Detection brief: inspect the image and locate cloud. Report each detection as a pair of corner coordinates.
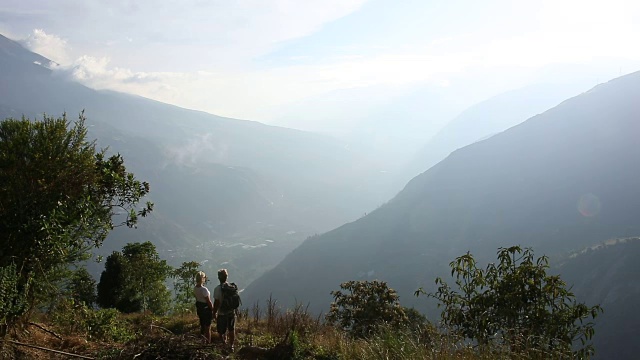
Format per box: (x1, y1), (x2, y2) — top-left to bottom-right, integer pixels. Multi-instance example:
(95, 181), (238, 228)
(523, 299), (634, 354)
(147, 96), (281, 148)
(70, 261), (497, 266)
(21, 29), (71, 65)
(70, 55), (162, 86)
(166, 133), (229, 165)
(66, 52), (465, 123)
(3, 0), (369, 71)
(6, 0), (640, 128)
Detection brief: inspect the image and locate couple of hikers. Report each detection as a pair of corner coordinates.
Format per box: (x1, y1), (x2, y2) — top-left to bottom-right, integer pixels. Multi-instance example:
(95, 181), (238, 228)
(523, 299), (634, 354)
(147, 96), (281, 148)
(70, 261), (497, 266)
(194, 268), (241, 350)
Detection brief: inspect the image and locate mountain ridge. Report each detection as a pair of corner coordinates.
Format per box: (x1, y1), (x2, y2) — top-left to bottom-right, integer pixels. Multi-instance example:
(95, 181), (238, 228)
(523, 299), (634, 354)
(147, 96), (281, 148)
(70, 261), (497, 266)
(244, 70), (640, 360)
(0, 33), (397, 288)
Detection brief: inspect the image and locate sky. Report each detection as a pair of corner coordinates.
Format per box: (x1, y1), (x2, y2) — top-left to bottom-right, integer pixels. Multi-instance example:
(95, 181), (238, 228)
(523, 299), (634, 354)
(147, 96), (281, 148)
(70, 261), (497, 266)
(1, 0), (640, 135)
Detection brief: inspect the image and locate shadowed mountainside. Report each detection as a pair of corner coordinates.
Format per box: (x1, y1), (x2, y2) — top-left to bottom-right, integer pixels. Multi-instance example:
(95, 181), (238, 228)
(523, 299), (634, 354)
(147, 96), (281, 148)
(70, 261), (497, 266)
(244, 71), (640, 359)
(399, 82), (593, 185)
(558, 238), (640, 359)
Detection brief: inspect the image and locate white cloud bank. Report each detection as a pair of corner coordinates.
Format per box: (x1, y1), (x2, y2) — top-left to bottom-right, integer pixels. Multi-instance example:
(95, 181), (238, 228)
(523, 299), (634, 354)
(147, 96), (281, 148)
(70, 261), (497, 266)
(22, 29), (71, 65)
(5, 0), (640, 125)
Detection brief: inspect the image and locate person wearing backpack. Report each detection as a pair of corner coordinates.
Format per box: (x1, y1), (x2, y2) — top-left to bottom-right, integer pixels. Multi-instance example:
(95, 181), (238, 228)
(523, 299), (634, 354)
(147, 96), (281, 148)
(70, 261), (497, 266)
(213, 268), (241, 351)
(194, 271), (214, 344)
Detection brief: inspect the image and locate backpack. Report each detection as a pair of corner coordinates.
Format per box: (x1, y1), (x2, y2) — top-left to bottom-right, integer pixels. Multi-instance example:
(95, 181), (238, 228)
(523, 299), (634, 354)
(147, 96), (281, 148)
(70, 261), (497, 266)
(220, 282), (241, 312)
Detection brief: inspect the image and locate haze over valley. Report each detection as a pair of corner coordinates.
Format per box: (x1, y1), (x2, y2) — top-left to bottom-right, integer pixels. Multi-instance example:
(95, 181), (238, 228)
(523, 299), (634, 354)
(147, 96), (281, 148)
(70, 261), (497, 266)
(2, 1), (640, 358)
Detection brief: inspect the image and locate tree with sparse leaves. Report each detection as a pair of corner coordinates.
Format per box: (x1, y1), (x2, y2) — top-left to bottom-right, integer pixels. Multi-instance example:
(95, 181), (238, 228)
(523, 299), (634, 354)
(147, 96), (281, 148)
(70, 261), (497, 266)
(172, 261), (201, 312)
(417, 246), (602, 358)
(326, 280), (408, 338)
(0, 112), (152, 317)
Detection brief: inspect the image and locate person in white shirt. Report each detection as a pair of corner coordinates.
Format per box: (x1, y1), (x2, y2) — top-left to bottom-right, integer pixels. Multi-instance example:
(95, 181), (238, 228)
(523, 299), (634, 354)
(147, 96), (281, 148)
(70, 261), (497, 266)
(194, 271), (214, 343)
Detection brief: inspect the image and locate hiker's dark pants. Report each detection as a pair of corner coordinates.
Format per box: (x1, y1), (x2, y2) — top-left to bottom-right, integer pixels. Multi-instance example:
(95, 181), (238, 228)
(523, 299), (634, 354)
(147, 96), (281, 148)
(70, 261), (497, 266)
(216, 312), (235, 335)
(196, 302), (213, 328)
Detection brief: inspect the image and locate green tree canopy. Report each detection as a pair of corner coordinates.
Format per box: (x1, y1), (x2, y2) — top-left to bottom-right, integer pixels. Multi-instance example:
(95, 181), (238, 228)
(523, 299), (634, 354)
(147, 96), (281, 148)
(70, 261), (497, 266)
(326, 280), (408, 338)
(418, 246), (602, 358)
(97, 241), (172, 314)
(67, 267), (97, 307)
(0, 113), (152, 319)
(0, 113), (152, 282)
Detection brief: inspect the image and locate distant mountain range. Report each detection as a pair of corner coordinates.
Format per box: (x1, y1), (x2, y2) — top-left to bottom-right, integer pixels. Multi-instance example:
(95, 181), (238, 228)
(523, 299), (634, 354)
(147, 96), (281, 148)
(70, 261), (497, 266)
(4, 31), (639, 358)
(0, 33), (398, 285)
(401, 82), (593, 183)
(244, 71), (640, 359)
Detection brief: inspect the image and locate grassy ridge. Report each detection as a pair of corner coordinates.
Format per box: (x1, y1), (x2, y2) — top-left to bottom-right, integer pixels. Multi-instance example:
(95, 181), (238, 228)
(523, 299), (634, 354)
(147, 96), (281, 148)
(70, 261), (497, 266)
(1, 299), (578, 360)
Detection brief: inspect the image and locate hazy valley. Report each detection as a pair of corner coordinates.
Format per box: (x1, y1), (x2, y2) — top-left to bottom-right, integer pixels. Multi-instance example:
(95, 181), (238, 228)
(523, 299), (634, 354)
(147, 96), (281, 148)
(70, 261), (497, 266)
(2, 25), (640, 359)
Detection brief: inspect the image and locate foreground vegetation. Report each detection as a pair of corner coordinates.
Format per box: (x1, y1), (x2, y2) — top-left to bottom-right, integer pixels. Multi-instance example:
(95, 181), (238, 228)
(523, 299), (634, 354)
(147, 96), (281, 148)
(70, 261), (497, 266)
(0, 298), (588, 360)
(0, 246), (601, 359)
(0, 114), (602, 359)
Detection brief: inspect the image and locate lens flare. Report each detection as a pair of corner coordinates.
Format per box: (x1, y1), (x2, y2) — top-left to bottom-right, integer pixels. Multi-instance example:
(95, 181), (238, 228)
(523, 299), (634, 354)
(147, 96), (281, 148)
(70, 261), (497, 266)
(578, 193), (601, 217)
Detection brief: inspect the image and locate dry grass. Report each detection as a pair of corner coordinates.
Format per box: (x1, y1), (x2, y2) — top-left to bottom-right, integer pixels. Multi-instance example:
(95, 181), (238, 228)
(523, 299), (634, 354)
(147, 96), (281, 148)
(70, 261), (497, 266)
(1, 321), (100, 360)
(0, 300), (582, 360)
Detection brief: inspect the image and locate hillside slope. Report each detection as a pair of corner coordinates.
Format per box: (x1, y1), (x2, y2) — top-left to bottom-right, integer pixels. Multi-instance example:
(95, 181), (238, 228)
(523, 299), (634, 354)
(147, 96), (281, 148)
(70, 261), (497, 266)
(0, 33), (393, 286)
(244, 71), (640, 358)
(558, 238), (640, 359)
(399, 82), (592, 185)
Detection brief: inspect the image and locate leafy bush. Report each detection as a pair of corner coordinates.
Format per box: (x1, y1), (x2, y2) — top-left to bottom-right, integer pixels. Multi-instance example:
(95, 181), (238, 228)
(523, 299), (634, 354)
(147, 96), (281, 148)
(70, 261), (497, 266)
(0, 264), (30, 325)
(86, 308), (135, 342)
(49, 297), (87, 335)
(326, 280), (408, 338)
(49, 298), (135, 342)
(418, 246), (602, 358)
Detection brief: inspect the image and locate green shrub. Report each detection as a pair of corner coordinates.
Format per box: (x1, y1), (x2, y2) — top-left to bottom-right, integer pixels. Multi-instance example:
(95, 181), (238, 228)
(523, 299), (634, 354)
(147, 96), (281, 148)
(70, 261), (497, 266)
(326, 280), (408, 338)
(0, 264), (30, 326)
(49, 298), (135, 342)
(49, 298), (87, 334)
(419, 246), (602, 358)
(86, 308), (135, 342)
